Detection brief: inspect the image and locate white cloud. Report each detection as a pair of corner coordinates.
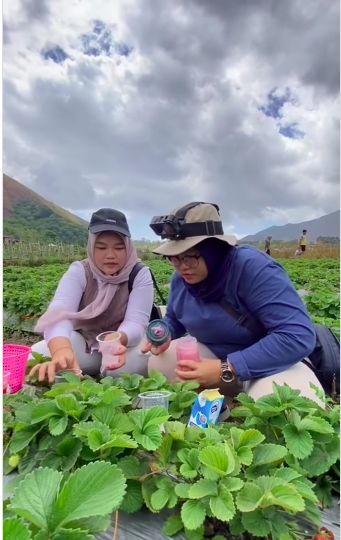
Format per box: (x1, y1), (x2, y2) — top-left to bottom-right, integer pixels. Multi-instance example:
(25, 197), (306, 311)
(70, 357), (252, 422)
(3, 0), (340, 239)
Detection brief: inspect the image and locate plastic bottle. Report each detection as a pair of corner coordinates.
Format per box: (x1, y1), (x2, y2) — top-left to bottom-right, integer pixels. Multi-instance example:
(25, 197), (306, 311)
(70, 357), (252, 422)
(146, 319), (171, 346)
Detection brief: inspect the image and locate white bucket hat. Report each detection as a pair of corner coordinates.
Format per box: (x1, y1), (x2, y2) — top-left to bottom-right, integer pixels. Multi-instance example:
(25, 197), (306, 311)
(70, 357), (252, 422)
(151, 202), (237, 256)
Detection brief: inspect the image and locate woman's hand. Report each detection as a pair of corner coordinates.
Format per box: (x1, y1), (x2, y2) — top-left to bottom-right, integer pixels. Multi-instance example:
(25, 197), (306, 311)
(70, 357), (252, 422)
(27, 347), (80, 384)
(103, 344), (127, 370)
(175, 358), (221, 387)
(141, 338), (171, 356)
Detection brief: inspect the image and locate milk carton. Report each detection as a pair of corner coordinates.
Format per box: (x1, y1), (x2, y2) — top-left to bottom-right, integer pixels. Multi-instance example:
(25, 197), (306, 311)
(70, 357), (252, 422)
(188, 389), (225, 429)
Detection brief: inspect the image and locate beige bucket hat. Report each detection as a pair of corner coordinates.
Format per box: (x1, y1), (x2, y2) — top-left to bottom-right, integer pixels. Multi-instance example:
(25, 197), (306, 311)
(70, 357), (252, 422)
(151, 202), (237, 256)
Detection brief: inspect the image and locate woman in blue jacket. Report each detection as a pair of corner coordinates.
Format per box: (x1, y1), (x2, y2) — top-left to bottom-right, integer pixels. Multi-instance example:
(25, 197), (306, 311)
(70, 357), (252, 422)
(144, 202), (324, 405)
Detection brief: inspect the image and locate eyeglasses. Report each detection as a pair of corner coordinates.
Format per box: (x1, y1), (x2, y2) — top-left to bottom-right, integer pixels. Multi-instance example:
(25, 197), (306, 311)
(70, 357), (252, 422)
(167, 255), (202, 269)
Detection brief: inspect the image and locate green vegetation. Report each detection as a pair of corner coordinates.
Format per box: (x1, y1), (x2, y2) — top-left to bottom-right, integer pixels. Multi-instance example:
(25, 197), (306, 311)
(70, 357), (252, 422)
(3, 258), (339, 338)
(4, 201), (88, 244)
(3, 373), (340, 539)
(278, 259), (340, 336)
(3, 254), (340, 539)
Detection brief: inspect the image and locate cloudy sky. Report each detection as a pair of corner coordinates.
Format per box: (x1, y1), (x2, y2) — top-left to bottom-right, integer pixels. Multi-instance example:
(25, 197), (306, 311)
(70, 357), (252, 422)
(3, 0), (340, 239)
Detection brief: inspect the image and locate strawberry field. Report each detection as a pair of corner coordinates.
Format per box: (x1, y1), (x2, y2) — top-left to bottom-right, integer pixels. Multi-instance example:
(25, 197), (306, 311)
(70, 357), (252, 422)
(3, 258), (340, 340)
(3, 256), (340, 539)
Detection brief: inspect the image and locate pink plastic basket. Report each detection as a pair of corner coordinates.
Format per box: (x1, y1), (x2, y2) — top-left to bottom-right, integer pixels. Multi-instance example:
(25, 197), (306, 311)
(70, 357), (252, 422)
(3, 344), (31, 393)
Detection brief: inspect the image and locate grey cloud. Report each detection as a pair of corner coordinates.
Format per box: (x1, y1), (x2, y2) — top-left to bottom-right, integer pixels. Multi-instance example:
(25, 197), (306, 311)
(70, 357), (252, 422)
(163, 0), (340, 96)
(35, 165), (96, 208)
(3, 0), (339, 235)
(3, 21), (11, 44)
(21, 0), (50, 21)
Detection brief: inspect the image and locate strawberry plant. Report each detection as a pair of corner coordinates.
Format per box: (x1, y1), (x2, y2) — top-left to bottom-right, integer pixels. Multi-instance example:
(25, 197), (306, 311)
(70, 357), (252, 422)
(304, 293), (340, 321)
(4, 461), (126, 539)
(3, 374), (339, 539)
(3, 259), (340, 340)
(230, 384), (340, 509)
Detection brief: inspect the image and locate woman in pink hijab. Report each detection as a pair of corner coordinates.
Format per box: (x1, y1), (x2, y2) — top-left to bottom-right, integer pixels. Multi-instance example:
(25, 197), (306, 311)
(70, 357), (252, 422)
(29, 208), (154, 383)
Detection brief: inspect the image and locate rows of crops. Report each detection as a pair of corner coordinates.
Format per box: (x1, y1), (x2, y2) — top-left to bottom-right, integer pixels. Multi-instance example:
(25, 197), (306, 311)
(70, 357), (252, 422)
(3, 258), (340, 338)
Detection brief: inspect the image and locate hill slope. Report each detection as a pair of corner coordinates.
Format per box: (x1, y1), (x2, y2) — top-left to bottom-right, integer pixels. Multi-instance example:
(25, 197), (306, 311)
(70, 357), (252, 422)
(241, 210), (340, 243)
(3, 174), (88, 244)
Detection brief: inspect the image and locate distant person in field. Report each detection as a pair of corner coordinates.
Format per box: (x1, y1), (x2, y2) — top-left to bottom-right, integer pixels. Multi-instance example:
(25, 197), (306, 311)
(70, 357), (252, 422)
(28, 208), (154, 383)
(143, 202), (324, 406)
(298, 229), (308, 253)
(264, 235), (272, 256)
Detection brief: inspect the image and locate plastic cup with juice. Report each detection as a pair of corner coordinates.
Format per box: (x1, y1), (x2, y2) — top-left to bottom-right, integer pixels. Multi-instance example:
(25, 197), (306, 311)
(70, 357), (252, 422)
(96, 331), (122, 372)
(176, 336), (200, 370)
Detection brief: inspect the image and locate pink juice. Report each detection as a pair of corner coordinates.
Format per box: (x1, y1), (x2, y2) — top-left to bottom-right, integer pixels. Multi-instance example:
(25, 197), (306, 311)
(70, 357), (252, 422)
(176, 338), (200, 370)
(177, 348), (200, 362)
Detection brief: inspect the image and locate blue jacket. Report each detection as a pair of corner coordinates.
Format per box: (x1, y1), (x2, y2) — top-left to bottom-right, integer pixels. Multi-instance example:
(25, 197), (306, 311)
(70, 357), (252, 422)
(164, 246), (316, 381)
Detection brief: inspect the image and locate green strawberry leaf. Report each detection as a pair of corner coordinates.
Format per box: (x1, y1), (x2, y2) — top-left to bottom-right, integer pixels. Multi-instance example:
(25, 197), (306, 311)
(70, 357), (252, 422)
(133, 424), (163, 450)
(236, 446), (253, 466)
(252, 443), (287, 466)
(11, 467), (63, 529)
(175, 482), (191, 499)
(48, 415), (68, 436)
(241, 509), (271, 537)
(120, 480), (144, 513)
(266, 483), (305, 512)
(10, 425), (44, 454)
(163, 514), (184, 536)
(181, 499), (206, 530)
(299, 417), (334, 434)
(151, 488), (169, 511)
(53, 528), (94, 539)
(282, 425), (313, 459)
(101, 387), (131, 407)
(188, 479), (218, 499)
(3, 517), (33, 540)
(209, 485), (235, 522)
(117, 455), (148, 479)
(55, 394), (84, 417)
(30, 400), (61, 423)
(301, 438), (340, 476)
(199, 444), (235, 476)
(236, 482), (264, 512)
(52, 461), (126, 528)
(164, 420), (186, 440)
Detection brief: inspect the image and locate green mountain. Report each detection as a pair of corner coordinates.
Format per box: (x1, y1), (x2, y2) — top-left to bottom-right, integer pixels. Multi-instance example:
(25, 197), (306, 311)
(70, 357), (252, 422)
(3, 174), (88, 244)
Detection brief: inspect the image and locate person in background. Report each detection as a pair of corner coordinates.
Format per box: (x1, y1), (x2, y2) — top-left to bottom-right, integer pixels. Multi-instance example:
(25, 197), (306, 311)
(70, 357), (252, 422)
(143, 202), (324, 406)
(28, 208), (154, 383)
(298, 229), (308, 254)
(264, 235), (272, 256)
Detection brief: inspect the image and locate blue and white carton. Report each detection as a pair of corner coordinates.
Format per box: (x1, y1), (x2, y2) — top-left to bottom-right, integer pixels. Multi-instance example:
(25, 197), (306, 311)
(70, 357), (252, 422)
(188, 388), (225, 429)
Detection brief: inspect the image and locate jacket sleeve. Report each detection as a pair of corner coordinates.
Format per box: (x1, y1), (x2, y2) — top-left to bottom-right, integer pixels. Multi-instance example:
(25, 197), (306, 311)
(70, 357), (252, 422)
(118, 266), (154, 347)
(228, 254), (316, 381)
(44, 261), (86, 343)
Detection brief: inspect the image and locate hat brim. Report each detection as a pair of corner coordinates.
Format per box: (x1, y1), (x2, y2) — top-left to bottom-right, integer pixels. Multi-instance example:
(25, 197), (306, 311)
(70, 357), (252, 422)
(89, 224), (131, 237)
(152, 234), (237, 256)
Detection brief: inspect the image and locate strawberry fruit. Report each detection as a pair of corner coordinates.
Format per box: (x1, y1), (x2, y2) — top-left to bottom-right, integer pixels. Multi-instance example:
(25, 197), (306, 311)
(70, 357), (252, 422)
(313, 527), (335, 540)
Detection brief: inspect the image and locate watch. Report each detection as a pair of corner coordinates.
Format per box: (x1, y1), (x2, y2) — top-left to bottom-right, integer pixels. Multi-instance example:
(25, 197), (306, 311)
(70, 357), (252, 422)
(220, 360), (235, 383)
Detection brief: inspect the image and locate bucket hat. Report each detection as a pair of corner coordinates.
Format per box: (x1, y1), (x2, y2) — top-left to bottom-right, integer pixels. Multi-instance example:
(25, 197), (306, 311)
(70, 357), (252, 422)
(151, 202), (236, 256)
(89, 208), (131, 237)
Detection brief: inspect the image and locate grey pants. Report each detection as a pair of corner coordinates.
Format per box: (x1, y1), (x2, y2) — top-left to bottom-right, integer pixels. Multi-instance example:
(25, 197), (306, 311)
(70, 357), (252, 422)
(31, 331), (150, 378)
(148, 338), (325, 408)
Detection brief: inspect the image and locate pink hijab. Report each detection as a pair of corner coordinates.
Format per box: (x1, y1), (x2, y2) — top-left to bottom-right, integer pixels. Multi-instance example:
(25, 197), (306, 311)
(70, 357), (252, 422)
(35, 232), (138, 333)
